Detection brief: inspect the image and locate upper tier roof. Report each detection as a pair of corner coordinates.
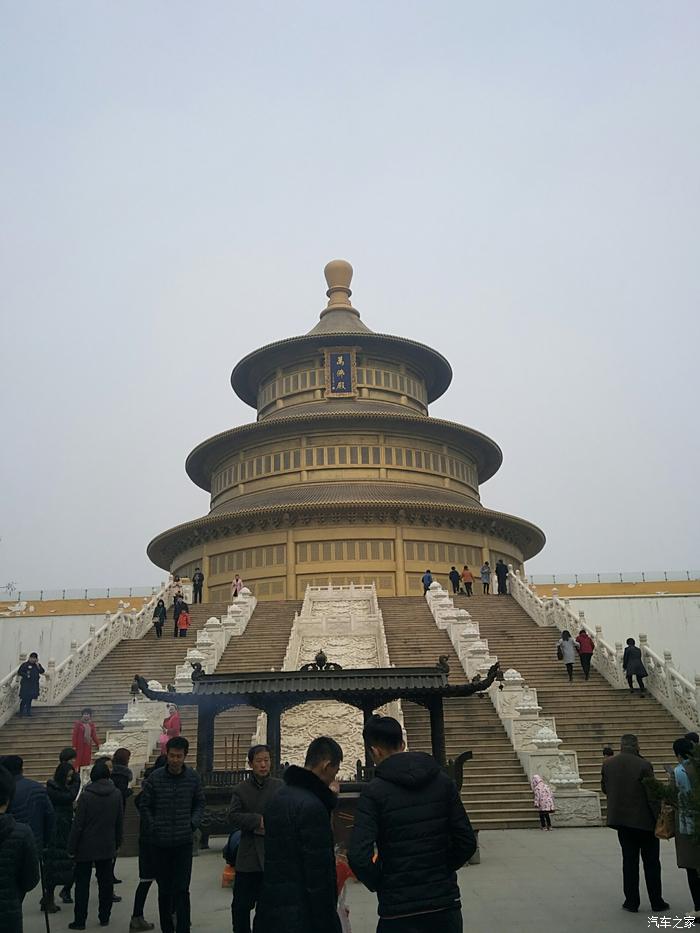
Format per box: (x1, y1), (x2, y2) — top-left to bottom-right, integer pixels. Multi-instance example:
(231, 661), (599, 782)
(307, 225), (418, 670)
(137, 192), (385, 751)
(230, 260), (453, 408)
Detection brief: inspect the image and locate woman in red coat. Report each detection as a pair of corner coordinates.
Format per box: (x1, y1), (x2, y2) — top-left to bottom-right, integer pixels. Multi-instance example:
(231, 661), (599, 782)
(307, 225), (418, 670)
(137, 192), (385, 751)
(70, 708), (101, 769)
(576, 629), (595, 681)
(158, 704), (181, 757)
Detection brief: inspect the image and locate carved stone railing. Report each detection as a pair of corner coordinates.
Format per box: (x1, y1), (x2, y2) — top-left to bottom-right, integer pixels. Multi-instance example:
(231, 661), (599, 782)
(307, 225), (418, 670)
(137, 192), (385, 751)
(424, 581), (601, 826)
(173, 588), (257, 691)
(100, 591), (259, 772)
(254, 583), (404, 777)
(0, 579), (174, 728)
(508, 566), (700, 732)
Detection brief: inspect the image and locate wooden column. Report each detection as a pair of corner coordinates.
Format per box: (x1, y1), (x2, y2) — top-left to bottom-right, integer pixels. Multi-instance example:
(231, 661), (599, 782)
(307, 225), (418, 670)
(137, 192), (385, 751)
(361, 701), (376, 768)
(196, 702), (216, 773)
(428, 696), (447, 766)
(266, 702), (283, 770)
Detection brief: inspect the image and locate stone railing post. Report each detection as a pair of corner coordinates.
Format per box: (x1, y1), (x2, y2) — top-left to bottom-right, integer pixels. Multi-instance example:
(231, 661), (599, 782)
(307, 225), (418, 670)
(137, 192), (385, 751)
(204, 618), (225, 659)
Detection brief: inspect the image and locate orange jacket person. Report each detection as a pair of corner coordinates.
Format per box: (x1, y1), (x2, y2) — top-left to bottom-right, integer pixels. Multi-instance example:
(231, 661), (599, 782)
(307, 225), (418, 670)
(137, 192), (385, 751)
(71, 708), (100, 769)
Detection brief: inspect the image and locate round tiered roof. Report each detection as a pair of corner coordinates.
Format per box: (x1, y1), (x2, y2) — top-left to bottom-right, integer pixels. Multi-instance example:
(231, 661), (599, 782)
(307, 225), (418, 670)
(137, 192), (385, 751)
(231, 260), (453, 408)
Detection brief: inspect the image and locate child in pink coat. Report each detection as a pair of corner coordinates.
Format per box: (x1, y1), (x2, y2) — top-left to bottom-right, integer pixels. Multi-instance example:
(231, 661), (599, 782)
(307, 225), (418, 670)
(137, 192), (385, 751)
(532, 774), (555, 830)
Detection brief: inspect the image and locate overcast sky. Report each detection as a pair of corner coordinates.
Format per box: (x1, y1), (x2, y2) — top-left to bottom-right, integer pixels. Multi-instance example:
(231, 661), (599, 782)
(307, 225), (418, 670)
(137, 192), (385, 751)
(2, 2), (698, 590)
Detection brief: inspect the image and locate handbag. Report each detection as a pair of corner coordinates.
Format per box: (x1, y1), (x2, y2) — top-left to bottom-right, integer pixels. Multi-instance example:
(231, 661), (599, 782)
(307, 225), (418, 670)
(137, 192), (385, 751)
(655, 801), (675, 840)
(556, 645), (563, 661)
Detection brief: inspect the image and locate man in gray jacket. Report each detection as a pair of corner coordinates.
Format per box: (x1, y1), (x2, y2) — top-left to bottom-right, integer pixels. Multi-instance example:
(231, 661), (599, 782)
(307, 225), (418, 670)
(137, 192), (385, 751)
(601, 734), (669, 913)
(228, 745), (282, 933)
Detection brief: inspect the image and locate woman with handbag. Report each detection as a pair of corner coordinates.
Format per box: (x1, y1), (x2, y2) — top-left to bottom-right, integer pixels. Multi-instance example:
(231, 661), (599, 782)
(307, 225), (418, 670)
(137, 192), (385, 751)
(670, 737), (700, 921)
(556, 630), (579, 683)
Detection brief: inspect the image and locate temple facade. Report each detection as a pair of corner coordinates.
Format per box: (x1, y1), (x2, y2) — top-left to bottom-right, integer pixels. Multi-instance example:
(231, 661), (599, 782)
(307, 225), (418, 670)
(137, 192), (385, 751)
(147, 261), (545, 599)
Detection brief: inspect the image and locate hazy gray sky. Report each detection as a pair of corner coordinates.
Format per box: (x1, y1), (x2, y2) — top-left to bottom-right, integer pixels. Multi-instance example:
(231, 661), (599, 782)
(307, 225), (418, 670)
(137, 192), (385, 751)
(2, 2), (698, 590)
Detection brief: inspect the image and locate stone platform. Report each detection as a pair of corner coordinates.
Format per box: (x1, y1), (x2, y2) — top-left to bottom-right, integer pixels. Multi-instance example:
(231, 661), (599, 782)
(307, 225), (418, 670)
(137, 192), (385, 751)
(23, 828), (696, 933)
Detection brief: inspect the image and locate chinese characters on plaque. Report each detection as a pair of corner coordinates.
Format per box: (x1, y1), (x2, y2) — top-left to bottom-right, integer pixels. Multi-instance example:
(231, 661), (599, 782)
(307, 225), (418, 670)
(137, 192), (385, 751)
(325, 349), (356, 397)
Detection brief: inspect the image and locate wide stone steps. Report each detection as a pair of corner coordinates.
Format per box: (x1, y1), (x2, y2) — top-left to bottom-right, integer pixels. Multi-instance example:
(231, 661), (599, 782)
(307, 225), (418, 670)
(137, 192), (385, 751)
(0, 603), (228, 781)
(379, 597), (539, 831)
(460, 594), (686, 811)
(144, 601), (301, 773)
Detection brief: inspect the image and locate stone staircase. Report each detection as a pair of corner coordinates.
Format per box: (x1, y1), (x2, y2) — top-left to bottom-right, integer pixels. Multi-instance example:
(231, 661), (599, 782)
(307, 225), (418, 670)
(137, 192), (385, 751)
(378, 597), (539, 830)
(459, 594), (685, 810)
(0, 603), (227, 782)
(157, 600), (301, 770)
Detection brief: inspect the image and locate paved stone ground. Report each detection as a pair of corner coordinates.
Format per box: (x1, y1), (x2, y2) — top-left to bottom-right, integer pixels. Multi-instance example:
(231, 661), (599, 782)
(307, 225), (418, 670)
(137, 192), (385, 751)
(24, 829), (697, 933)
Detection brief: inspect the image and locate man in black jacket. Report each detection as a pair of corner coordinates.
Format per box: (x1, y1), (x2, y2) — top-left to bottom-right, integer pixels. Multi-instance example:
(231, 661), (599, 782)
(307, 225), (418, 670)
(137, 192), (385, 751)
(1, 755), (55, 852)
(256, 736), (343, 933)
(0, 764), (40, 933)
(67, 760), (123, 930)
(349, 715), (476, 932)
(139, 736), (205, 933)
(16, 653), (45, 716)
(192, 569), (204, 604)
(227, 744), (282, 933)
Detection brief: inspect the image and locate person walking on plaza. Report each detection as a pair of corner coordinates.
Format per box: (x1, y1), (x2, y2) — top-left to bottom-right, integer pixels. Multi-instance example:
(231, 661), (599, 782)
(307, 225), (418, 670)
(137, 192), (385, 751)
(129, 757), (166, 933)
(231, 574), (243, 600)
(192, 568), (204, 604)
(577, 629), (595, 680)
(256, 736), (344, 933)
(480, 561), (491, 594)
(668, 737), (700, 921)
(556, 630), (578, 683)
(227, 744), (283, 933)
(0, 755), (55, 853)
(16, 652), (44, 717)
(421, 570), (433, 595)
(623, 638), (648, 695)
(601, 734), (668, 914)
(158, 705), (182, 758)
(531, 774), (555, 831)
(495, 558), (508, 596)
(349, 715), (476, 933)
(461, 565), (473, 597)
(0, 755), (53, 914)
(44, 761), (77, 912)
(67, 759), (123, 930)
(71, 708), (101, 769)
(152, 599), (167, 638)
(448, 566), (460, 595)
(0, 763), (41, 933)
(139, 736), (205, 933)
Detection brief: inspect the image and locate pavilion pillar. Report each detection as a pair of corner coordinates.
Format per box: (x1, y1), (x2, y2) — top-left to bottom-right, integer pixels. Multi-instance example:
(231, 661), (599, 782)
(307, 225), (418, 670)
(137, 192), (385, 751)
(361, 701), (376, 768)
(428, 697), (447, 766)
(196, 702), (216, 774)
(266, 702), (283, 770)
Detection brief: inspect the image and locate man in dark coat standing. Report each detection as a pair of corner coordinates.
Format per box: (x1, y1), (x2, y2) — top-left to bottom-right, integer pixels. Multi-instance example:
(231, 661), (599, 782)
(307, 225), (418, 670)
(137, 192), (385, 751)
(227, 744), (282, 933)
(601, 733), (668, 913)
(16, 653), (45, 716)
(256, 736), (343, 933)
(67, 759), (123, 930)
(0, 756), (55, 852)
(0, 764), (40, 933)
(139, 736), (205, 933)
(495, 559), (509, 596)
(349, 715), (475, 932)
(192, 569), (204, 604)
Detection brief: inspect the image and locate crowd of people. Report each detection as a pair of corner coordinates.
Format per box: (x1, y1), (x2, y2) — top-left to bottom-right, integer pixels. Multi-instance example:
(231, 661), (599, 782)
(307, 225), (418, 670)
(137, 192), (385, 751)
(424, 559), (510, 598)
(3, 717), (700, 932)
(0, 716), (480, 933)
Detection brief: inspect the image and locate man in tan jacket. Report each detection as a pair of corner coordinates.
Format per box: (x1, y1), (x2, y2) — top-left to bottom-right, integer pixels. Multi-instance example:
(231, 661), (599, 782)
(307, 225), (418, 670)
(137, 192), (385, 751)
(601, 733), (668, 913)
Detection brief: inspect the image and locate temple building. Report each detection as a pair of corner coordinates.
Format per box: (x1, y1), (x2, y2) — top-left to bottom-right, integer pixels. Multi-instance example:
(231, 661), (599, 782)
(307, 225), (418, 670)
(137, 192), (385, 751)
(147, 261), (545, 599)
